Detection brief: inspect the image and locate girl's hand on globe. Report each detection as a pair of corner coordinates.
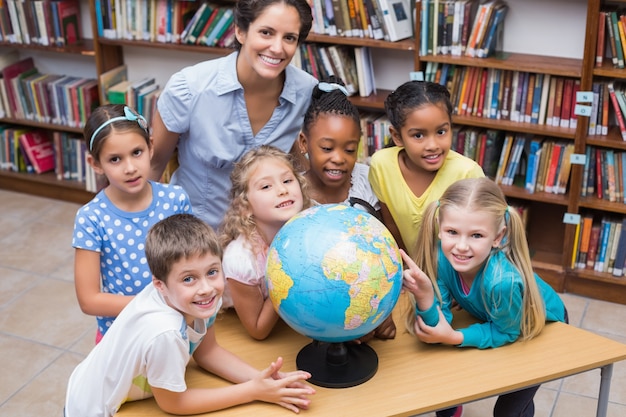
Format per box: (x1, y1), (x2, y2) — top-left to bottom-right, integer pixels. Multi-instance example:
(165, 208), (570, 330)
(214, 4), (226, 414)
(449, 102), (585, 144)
(256, 357), (316, 413)
(400, 249), (435, 311)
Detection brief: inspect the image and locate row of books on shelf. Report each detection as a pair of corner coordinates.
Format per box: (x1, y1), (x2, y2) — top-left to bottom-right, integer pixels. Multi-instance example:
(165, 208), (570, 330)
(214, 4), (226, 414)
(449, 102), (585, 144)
(420, 0), (508, 58)
(358, 112), (391, 161)
(451, 127), (574, 194)
(0, 53), (99, 129)
(596, 7), (626, 69)
(0, 0), (81, 46)
(98, 65), (160, 125)
(311, 0), (413, 42)
(292, 44), (375, 97)
(580, 146), (626, 204)
(95, 0), (235, 47)
(425, 62), (581, 128)
(0, 125), (104, 192)
(571, 215), (626, 278)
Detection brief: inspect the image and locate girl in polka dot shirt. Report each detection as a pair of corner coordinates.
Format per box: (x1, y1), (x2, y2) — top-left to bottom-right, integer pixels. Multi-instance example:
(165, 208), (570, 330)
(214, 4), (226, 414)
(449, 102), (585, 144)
(72, 104), (192, 343)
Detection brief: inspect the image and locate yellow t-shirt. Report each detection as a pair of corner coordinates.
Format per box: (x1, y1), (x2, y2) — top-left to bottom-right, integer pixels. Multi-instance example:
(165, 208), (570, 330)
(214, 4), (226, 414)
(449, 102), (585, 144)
(369, 147), (485, 257)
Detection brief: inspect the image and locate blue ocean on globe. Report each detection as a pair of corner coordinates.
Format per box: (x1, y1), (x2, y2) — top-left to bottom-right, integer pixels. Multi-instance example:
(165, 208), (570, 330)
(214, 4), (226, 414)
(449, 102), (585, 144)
(266, 204), (403, 343)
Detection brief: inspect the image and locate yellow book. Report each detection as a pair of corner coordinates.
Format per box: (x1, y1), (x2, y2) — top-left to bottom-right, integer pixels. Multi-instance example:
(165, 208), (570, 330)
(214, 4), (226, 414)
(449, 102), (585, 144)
(571, 219), (581, 269)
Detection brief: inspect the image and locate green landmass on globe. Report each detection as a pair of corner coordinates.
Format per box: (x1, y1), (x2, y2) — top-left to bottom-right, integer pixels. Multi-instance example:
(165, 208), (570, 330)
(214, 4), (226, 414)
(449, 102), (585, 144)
(266, 204), (403, 343)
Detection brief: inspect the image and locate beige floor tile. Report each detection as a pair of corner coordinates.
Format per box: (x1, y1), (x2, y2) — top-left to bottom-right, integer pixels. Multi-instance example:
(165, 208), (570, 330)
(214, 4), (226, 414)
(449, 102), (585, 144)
(0, 351), (83, 417)
(581, 299), (626, 337)
(0, 221), (75, 275)
(0, 279), (93, 349)
(0, 334), (63, 404)
(0, 266), (41, 307)
(0, 190), (53, 220)
(552, 391), (626, 417)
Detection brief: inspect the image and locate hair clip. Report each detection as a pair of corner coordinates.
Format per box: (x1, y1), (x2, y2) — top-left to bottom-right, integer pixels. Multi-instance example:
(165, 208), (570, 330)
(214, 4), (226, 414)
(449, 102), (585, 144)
(318, 82), (349, 97)
(89, 106), (148, 151)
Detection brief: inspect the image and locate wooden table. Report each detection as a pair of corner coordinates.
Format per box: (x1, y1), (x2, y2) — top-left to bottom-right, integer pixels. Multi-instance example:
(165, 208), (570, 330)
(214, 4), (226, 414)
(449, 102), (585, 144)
(116, 294), (626, 417)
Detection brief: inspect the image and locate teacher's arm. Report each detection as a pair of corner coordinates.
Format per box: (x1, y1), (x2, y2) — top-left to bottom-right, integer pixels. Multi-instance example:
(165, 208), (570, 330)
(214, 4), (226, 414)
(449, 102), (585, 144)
(150, 109), (181, 181)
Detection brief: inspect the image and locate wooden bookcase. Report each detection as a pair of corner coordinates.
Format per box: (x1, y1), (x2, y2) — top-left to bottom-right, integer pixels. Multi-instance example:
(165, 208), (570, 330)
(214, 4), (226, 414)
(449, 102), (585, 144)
(1, 0), (625, 304)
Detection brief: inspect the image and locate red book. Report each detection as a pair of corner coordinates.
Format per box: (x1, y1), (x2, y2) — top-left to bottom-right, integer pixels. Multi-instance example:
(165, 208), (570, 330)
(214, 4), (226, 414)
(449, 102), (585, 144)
(607, 82), (626, 140)
(1, 57), (35, 119)
(597, 11), (606, 67)
(544, 142), (563, 193)
(559, 78), (574, 128)
(462, 66), (479, 116)
(596, 148), (604, 199)
(570, 79), (581, 129)
(55, 0), (81, 46)
(18, 130), (55, 173)
(476, 68), (489, 118)
(586, 224), (602, 269)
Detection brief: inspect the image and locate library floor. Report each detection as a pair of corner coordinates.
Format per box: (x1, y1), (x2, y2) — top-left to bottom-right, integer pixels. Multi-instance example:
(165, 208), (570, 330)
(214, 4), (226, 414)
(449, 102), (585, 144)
(1, 189), (626, 417)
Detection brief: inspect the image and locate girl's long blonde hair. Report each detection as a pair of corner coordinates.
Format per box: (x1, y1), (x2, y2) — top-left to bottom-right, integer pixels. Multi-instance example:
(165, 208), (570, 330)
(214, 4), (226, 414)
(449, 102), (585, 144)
(405, 177), (546, 341)
(219, 145), (311, 252)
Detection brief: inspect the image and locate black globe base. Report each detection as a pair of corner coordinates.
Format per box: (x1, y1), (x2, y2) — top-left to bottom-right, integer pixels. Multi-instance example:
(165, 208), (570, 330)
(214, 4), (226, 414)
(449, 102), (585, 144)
(296, 340), (378, 388)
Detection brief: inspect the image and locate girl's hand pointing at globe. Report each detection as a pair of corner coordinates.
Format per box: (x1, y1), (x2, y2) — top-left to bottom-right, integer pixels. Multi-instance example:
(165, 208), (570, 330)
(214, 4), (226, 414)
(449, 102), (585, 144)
(400, 249), (435, 311)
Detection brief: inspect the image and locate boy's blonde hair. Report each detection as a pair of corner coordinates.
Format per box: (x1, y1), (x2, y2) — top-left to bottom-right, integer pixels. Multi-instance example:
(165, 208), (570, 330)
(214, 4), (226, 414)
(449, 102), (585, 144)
(146, 214), (222, 282)
(220, 145), (311, 250)
(405, 177), (546, 341)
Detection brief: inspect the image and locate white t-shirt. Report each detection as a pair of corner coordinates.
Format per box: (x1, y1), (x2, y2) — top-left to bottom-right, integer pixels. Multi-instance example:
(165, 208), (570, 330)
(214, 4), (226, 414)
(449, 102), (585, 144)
(221, 234), (268, 309)
(65, 283), (220, 417)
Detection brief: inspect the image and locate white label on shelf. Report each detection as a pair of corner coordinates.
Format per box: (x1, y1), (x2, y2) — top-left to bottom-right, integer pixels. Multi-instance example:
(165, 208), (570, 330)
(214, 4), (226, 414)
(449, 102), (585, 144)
(570, 153), (586, 165)
(576, 91), (594, 103)
(410, 71), (424, 81)
(574, 104), (592, 116)
(563, 213), (581, 225)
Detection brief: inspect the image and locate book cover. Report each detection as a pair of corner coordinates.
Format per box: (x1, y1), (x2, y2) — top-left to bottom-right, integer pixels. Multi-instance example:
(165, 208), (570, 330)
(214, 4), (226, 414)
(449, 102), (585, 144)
(529, 73), (543, 124)
(524, 138), (542, 193)
(98, 64), (127, 104)
(586, 223), (602, 270)
(544, 142), (563, 193)
(355, 46), (375, 97)
(464, 0), (490, 57)
(588, 82), (601, 135)
(555, 143), (575, 194)
(559, 78), (574, 128)
(196, 8), (223, 45)
(537, 73), (551, 125)
(535, 141), (553, 193)
(1, 56), (35, 119)
(477, 1), (507, 58)
(606, 149), (617, 202)
(520, 72), (534, 123)
(204, 7), (233, 46)
(494, 132), (513, 185)
(607, 82), (626, 140)
(545, 75), (557, 126)
(182, 2), (210, 44)
(612, 217), (626, 276)
(596, 147), (604, 199)
(482, 129), (504, 179)
(55, 0), (81, 46)
(608, 220), (622, 273)
(595, 218), (612, 272)
(377, 0), (412, 41)
(576, 215), (594, 269)
(597, 10), (606, 67)
(610, 10), (625, 68)
(18, 129), (54, 173)
(601, 82), (610, 135)
(551, 76), (564, 127)
(106, 79), (132, 104)
(504, 134), (525, 186)
(570, 79), (581, 129)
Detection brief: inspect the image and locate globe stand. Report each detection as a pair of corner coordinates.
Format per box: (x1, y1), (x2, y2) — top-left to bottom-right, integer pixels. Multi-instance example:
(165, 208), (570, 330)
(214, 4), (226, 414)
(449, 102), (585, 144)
(296, 340), (378, 388)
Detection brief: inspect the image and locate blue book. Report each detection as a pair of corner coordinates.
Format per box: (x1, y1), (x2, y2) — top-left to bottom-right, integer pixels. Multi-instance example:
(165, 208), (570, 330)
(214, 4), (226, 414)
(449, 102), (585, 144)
(595, 218), (612, 272)
(477, 3), (508, 58)
(205, 8), (233, 46)
(421, 0), (430, 55)
(525, 138), (542, 193)
(490, 69), (502, 119)
(530, 73), (544, 124)
(612, 217), (626, 277)
(94, 0), (104, 37)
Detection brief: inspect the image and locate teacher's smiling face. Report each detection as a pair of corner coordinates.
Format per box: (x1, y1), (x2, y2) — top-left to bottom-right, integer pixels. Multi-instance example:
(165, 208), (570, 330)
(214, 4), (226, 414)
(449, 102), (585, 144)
(235, 3), (302, 80)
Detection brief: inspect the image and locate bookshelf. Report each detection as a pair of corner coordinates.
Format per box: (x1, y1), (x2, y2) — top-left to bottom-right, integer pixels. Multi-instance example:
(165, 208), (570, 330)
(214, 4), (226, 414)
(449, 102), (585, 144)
(1, 0), (625, 304)
(0, 0), (96, 204)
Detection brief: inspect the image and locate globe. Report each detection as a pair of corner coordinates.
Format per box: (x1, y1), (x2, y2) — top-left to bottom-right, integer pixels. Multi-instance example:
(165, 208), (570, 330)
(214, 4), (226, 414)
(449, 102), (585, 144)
(266, 203), (403, 388)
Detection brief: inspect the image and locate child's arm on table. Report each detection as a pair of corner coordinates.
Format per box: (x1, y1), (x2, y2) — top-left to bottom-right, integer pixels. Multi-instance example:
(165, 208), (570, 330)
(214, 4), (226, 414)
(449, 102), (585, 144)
(151, 326), (315, 415)
(74, 248), (133, 316)
(228, 279), (280, 340)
